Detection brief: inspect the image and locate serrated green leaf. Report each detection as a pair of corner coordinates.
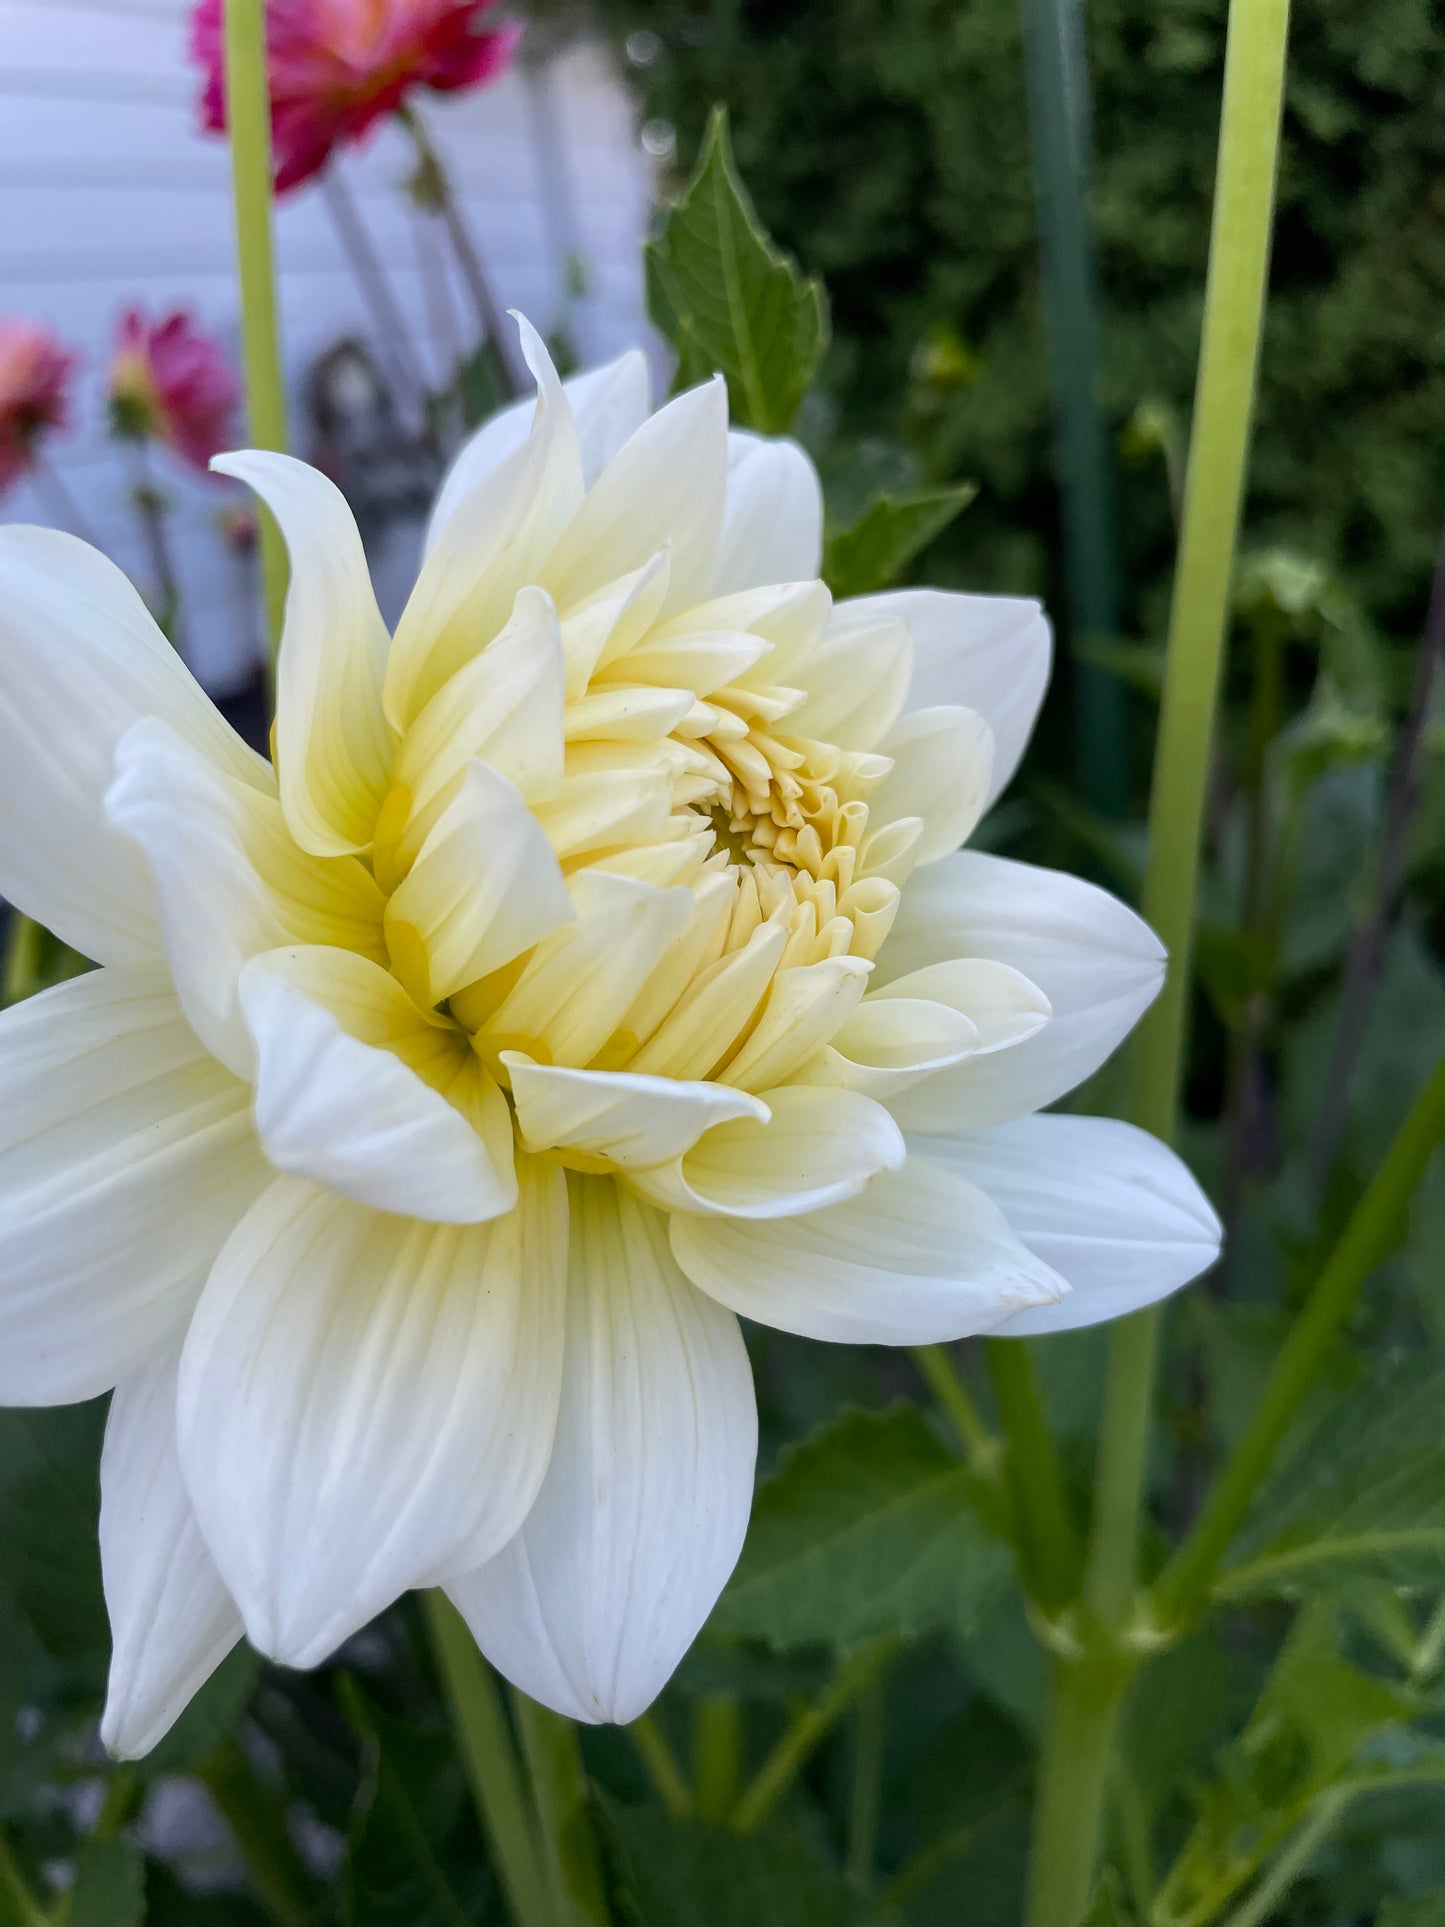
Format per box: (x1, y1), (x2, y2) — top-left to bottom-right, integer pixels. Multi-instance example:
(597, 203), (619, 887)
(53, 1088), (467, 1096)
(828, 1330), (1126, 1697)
(645, 107), (828, 432)
(604, 1803), (867, 1927)
(823, 484), (976, 598)
(1219, 1353), (1445, 1599)
(711, 1405), (1009, 1651)
(68, 1838), (144, 1927)
(0, 1403), (107, 1670)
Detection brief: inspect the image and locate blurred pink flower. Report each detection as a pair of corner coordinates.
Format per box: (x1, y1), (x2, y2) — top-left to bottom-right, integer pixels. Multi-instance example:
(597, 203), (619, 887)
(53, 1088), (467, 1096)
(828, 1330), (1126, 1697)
(191, 0), (521, 195)
(108, 309), (240, 472)
(0, 319), (74, 498)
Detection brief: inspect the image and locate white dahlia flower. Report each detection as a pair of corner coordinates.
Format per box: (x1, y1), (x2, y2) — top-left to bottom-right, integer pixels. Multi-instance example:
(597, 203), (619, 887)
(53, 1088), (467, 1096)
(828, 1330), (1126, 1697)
(0, 321), (1219, 1755)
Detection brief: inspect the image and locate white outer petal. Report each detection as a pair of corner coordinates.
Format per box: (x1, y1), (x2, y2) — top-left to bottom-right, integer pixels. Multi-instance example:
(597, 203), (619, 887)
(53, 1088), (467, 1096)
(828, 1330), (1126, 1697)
(670, 1154), (1067, 1344)
(446, 1177), (756, 1724)
(879, 852), (1165, 1128)
(178, 1164), (567, 1668)
(841, 588), (1052, 805)
(100, 1346), (243, 1760)
(870, 706), (995, 865)
(0, 524), (266, 964)
(917, 1115), (1222, 1334)
(710, 430), (824, 595)
(505, 1054), (770, 1168)
(0, 964), (269, 1406)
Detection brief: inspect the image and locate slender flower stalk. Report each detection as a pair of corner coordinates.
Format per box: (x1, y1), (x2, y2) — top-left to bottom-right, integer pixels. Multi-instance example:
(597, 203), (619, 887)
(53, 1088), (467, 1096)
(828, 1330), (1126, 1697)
(510, 1693), (610, 1927)
(628, 1712), (692, 1820)
(223, 0), (290, 655)
(732, 1638), (897, 1835)
(320, 167), (433, 426)
(1022, 0), (1293, 1919)
(127, 447), (185, 652)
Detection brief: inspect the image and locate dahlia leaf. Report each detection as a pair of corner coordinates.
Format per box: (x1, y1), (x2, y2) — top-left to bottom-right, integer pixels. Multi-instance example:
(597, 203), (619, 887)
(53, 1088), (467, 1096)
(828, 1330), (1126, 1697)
(646, 107), (829, 434)
(603, 1800), (867, 1927)
(712, 1403), (1008, 1650)
(824, 484), (978, 599)
(68, 1839), (145, 1927)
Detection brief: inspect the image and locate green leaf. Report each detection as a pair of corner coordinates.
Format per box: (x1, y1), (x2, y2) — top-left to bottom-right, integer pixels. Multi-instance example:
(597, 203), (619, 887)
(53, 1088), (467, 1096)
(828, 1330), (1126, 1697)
(67, 1839), (145, 1927)
(0, 1403), (107, 1669)
(1072, 1869), (1135, 1927)
(1381, 1894), (1445, 1926)
(711, 1405), (1009, 1651)
(823, 485), (976, 598)
(338, 1676), (485, 1927)
(1219, 1353), (1445, 1599)
(604, 1803), (866, 1927)
(645, 107), (828, 433)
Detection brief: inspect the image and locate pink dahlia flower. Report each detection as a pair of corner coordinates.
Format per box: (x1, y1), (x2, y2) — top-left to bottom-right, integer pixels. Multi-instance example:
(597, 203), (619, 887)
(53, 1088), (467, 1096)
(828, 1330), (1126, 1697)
(108, 309), (241, 473)
(0, 319), (74, 498)
(191, 0), (522, 195)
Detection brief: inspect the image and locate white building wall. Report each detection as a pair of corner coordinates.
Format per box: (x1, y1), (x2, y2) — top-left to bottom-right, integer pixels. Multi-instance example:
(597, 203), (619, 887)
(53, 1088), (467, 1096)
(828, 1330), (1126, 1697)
(0, 0), (654, 690)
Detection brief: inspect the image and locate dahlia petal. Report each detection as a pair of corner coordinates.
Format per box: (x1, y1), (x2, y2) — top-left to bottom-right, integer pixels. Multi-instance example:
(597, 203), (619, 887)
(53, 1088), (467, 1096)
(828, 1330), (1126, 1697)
(425, 347), (650, 550)
(671, 1153), (1066, 1344)
(710, 430), (824, 595)
(802, 995), (980, 1098)
(0, 525), (266, 964)
(105, 716), (386, 1076)
(876, 852), (1165, 1129)
(389, 320), (585, 729)
(446, 1178), (755, 1725)
(541, 377), (729, 620)
(0, 964), (267, 1405)
(916, 1115), (1222, 1334)
(846, 589), (1052, 805)
(719, 956), (873, 1092)
(870, 958), (1053, 1053)
(505, 1053), (770, 1168)
(628, 1085), (905, 1219)
(870, 706), (995, 864)
(783, 602), (913, 752)
(239, 948), (517, 1225)
(178, 1162), (567, 1669)
(100, 1346), (243, 1760)
(213, 451), (395, 857)
(384, 760), (574, 1007)
(625, 920), (789, 1082)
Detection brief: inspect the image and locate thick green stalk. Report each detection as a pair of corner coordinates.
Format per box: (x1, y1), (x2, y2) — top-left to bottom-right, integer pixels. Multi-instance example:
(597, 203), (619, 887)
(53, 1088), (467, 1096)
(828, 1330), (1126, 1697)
(731, 1638), (896, 1836)
(1154, 1054), (1445, 1622)
(0, 1837), (44, 1927)
(223, 0), (289, 655)
(1024, 0), (1293, 1918)
(692, 1694), (743, 1826)
(424, 1595), (551, 1927)
(986, 1340), (1081, 1611)
(509, 1692), (610, 1927)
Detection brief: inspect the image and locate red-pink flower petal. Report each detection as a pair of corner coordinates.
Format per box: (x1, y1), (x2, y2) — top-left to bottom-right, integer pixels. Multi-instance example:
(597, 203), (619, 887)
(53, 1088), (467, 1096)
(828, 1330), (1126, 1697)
(107, 308), (240, 473)
(0, 319), (75, 499)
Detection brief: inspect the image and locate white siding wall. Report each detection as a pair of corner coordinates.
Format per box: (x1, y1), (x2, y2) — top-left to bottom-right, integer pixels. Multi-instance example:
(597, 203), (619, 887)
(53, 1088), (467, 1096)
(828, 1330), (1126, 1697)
(0, 0), (653, 690)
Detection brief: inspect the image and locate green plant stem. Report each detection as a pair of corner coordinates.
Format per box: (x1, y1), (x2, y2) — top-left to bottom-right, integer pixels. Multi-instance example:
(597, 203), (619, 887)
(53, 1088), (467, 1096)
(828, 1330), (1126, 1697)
(1219, 1788), (1350, 1927)
(1024, 0), (1292, 1916)
(198, 1738), (313, 1927)
(0, 1837), (44, 1927)
(731, 1638), (896, 1836)
(424, 1594), (551, 1927)
(630, 1711), (693, 1820)
(846, 1674), (886, 1886)
(986, 1341), (1080, 1611)
(3, 915), (42, 1005)
(912, 1343), (997, 1465)
(223, 0), (289, 659)
(1153, 1053), (1445, 1623)
(509, 1692), (610, 1927)
(692, 1694), (743, 1826)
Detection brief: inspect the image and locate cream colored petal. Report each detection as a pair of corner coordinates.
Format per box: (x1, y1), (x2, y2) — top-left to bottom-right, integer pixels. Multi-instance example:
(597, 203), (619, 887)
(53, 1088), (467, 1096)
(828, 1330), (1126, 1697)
(719, 955), (873, 1092)
(878, 853), (1165, 1129)
(468, 870), (695, 1066)
(505, 1053), (769, 1168)
(784, 602), (913, 751)
(628, 1084), (904, 1219)
(446, 1176), (755, 1725)
(213, 451), (395, 857)
(711, 430), (824, 594)
(541, 378), (728, 619)
(384, 760), (574, 1008)
(388, 320), (585, 730)
(0, 525), (266, 965)
(0, 964), (268, 1405)
(802, 996), (981, 1098)
(425, 345), (650, 550)
(560, 551), (672, 696)
(531, 760), (675, 864)
(625, 919), (788, 1082)
(647, 580), (831, 687)
(870, 706), (995, 864)
(177, 1162), (567, 1669)
(871, 958), (1052, 1053)
(240, 948), (517, 1224)
(601, 628), (771, 695)
(100, 1346), (243, 1760)
(671, 1153), (1066, 1343)
(106, 717), (386, 1076)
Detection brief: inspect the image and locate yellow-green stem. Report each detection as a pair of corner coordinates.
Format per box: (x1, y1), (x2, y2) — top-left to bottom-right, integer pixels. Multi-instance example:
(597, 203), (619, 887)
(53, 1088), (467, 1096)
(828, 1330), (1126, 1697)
(912, 1343), (997, 1466)
(1024, 0), (1293, 1917)
(629, 1711), (693, 1820)
(731, 1638), (896, 1836)
(986, 1340), (1081, 1612)
(223, 0), (289, 660)
(2, 915), (43, 1006)
(509, 1692), (610, 1927)
(692, 1694), (743, 1827)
